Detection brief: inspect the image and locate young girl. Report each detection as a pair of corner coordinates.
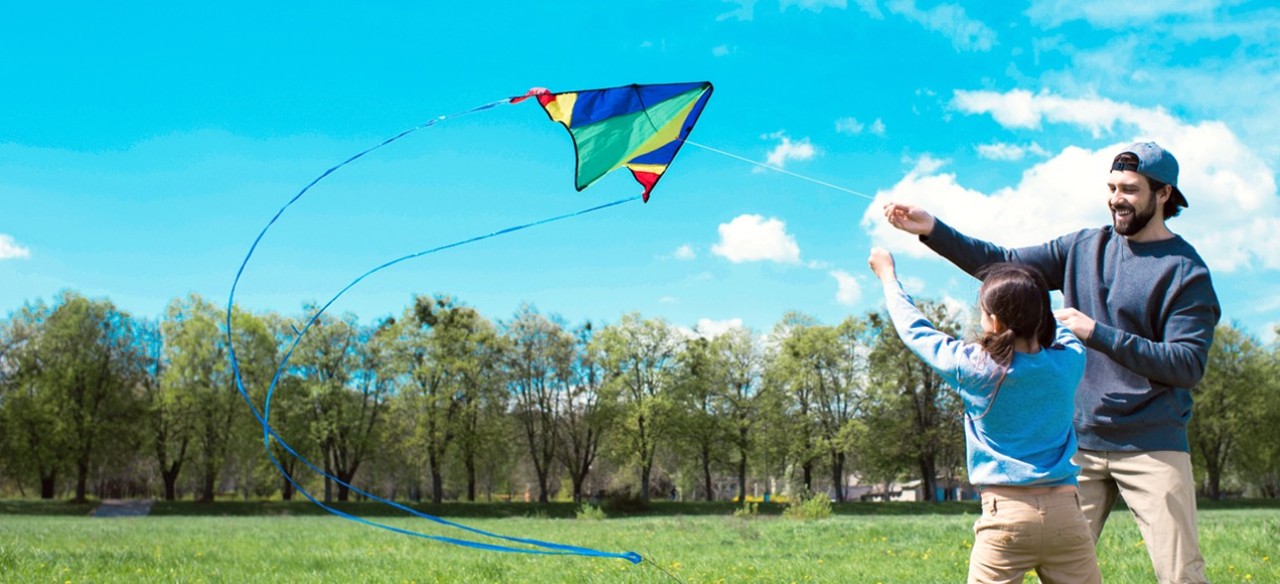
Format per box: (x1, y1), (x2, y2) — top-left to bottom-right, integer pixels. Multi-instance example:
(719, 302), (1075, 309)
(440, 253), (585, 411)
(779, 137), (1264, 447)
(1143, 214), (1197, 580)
(868, 247), (1100, 584)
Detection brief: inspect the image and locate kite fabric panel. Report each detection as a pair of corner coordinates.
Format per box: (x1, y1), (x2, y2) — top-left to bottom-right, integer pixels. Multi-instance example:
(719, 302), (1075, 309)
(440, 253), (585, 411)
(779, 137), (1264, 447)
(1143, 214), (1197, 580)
(530, 82), (713, 202)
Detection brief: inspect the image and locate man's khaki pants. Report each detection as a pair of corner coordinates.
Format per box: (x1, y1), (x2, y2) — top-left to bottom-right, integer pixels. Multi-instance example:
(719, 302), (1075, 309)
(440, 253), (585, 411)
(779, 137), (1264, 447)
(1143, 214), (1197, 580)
(1073, 449), (1207, 584)
(968, 489), (1101, 584)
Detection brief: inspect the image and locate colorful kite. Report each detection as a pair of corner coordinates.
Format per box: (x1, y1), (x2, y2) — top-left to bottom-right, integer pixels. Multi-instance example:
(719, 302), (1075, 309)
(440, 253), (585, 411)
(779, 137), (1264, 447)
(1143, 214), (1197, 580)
(518, 82), (714, 202)
(226, 82), (713, 566)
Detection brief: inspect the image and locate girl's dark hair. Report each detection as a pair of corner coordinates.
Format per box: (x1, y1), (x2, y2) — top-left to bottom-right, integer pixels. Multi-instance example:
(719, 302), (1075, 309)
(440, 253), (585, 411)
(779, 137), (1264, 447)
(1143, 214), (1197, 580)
(974, 263), (1055, 367)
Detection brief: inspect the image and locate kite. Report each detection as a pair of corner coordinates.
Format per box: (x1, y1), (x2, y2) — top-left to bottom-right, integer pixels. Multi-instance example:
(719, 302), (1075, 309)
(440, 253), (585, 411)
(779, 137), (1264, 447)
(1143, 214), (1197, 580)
(225, 82), (713, 567)
(519, 81), (713, 202)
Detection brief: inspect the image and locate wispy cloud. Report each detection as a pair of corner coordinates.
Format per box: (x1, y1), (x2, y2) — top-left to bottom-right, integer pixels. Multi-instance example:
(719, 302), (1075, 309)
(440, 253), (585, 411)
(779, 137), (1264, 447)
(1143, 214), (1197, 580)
(712, 214), (802, 264)
(717, 0), (757, 21)
(865, 90), (1280, 273)
(886, 0), (997, 52)
(662, 244), (697, 261)
(835, 116), (886, 136)
(830, 269), (862, 306)
(712, 45), (736, 57)
(760, 131), (817, 170)
(0, 234), (31, 260)
(976, 142), (1050, 161)
(694, 317), (746, 338)
(781, 0), (848, 12)
(1026, 0), (1227, 29)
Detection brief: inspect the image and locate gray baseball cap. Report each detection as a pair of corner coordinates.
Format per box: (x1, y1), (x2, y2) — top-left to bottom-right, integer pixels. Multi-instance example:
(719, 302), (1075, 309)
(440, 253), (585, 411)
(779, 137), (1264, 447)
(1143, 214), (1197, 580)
(1112, 141), (1189, 208)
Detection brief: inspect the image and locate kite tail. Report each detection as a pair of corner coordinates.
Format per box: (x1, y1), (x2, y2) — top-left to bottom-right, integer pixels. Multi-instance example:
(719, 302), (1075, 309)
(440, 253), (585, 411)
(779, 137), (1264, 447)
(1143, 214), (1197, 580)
(225, 94), (642, 564)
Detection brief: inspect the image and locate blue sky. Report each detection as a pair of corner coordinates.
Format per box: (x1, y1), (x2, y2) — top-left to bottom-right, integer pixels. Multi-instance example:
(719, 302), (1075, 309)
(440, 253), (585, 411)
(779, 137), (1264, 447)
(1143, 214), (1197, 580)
(3, 1), (1278, 341)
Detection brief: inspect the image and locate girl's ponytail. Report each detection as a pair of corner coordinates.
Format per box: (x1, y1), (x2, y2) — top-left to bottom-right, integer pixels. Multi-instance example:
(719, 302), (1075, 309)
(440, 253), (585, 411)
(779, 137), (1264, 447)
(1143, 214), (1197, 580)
(978, 328), (1017, 367)
(974, 263), (1053, 367)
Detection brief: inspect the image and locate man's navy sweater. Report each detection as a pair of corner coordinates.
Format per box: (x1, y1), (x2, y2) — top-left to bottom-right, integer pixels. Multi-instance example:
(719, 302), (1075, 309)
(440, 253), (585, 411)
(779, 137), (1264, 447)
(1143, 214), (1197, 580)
(923, 220), (1221, 452)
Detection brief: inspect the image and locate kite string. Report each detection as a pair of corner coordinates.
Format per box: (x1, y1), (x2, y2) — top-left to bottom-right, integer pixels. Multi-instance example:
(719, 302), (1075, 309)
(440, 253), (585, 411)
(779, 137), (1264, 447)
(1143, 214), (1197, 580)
(224, 92), (642, 563)
(683, 140), (877, 201)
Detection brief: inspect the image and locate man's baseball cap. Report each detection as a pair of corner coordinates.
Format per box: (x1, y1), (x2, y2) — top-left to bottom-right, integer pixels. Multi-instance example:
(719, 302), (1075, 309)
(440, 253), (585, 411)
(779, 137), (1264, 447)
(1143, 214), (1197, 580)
(1111, 141), (1189, 208)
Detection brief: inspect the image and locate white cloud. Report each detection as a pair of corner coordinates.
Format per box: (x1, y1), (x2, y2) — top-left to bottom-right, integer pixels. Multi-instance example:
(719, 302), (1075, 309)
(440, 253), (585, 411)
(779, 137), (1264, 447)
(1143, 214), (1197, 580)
(0, 235), (31, 260)
(976, 142), (1050, 161)
(869, 118), (887, 136)
(717, 0), (757, 21)
(886, 0), (997, 52)
(712, 45), (735, 57)
(694, 318), (745, 339)
(1026, 0), (1227, 29)
(864, 90), (1280, 273)
(761, 132), (818, 170)
(835, 117), (865, 135)
(660, 296), (679, 304)
(835, 117), (886, 136)
(851, 0), (883, 18)
(830, 270), (862, 306)
(673, 244), (696, 260)
(781, 0), (847, 12)
(952, 89), (1177, 137)
(900, 276), (926, 294)
(712, 214), (802, 264)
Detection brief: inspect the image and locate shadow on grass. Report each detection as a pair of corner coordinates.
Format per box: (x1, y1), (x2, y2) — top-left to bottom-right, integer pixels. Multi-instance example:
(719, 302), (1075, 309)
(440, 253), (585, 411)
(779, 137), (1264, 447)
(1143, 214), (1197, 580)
(2, 498), (1276, 517)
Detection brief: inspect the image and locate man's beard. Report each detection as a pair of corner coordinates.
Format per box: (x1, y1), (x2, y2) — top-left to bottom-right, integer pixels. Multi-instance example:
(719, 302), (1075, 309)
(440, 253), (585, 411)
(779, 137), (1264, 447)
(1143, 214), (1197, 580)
(1111, 199), (1156, 236)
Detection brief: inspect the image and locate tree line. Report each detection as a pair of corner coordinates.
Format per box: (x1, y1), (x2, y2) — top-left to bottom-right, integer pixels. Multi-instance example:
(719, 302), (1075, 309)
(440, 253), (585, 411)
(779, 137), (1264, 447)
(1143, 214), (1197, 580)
(2, 290), (1278, 505)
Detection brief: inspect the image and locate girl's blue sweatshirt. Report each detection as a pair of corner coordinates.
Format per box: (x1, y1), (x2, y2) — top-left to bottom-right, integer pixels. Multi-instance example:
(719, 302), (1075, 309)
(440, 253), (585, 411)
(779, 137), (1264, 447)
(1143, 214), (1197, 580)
(883, 278), (1086, 487)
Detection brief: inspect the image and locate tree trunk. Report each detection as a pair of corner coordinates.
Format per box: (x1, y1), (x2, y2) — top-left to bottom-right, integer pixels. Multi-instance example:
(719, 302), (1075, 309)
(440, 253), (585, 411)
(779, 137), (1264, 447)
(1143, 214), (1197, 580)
(336, 474), (352, 502)
(702, 444), (714, 502)
(802, 461), (814, 493)
(640, 465), (652, 503)
(736, 428), (749, 503)
(429, 452), (444, 504)
(919, 456), (937, 502)
(831, 451), (846, 503)
(162, 466), (180, 502)
(571, 473), (585, 504)
(74, 459), (90, 503)
(200, 467), (216, 503)
(282, 475), (295, 501)
(323, 451), (334, 504)
(467, 456), (478, 503)
(40, 473), (57, 499)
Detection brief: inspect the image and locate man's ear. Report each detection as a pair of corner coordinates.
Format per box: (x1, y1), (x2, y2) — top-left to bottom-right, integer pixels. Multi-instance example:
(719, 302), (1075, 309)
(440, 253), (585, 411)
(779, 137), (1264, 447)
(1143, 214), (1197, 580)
(1156, 184), (1173, 206)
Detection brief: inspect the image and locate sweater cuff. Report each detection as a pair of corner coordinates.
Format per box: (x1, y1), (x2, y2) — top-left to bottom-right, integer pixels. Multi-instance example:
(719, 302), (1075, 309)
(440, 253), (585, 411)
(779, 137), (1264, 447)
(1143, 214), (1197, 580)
(1085, 321), (1119, 353)
(920, 219), (953, 248)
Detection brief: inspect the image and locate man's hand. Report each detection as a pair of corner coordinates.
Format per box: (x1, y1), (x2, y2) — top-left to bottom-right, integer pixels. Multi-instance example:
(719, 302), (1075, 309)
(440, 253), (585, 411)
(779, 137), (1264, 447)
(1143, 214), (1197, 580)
(868, 247), (897, 282)
(1054, 308), (1096, 341)
(883, 203), (936, 236)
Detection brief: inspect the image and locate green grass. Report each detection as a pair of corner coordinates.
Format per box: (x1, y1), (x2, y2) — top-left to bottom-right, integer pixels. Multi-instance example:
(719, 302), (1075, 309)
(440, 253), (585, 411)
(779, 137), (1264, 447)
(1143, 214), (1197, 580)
(1, 503), (1275, 582)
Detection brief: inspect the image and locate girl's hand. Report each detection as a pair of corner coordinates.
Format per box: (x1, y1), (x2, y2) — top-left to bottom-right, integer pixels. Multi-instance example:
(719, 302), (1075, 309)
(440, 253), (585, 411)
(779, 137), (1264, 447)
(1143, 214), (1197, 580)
(868, 247), (897, 282)
(883, 202), (936, 236)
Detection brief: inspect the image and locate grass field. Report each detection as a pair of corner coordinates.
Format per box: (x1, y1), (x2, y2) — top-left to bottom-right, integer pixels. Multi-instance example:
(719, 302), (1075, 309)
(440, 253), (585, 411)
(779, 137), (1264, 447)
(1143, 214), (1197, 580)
(2, 501), (1275, 583)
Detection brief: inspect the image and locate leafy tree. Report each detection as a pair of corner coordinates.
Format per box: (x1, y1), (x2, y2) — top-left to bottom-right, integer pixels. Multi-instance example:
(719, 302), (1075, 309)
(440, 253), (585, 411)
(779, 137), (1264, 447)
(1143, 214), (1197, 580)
(598, 313), (679, 502)
(504, 305), (573, 503)
(291, 309), (392, 502)
(716, 326), (766, 504)
(138, 317), (191, 501)
(670, 335), (732, 501)
(395, 295), (496, 504)
(864, 303), (964, 501)
(37, 292), (146, 502)
(0, 301), (64, 498)
(767, 314), (867, 500)
(556, 322), (613, 503)
(1190, 323), (1271, 499)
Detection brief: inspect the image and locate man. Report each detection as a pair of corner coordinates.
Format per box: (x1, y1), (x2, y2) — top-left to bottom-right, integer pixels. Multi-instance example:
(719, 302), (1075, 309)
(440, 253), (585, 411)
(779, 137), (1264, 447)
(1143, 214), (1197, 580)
(882, 142), (1219, 583)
